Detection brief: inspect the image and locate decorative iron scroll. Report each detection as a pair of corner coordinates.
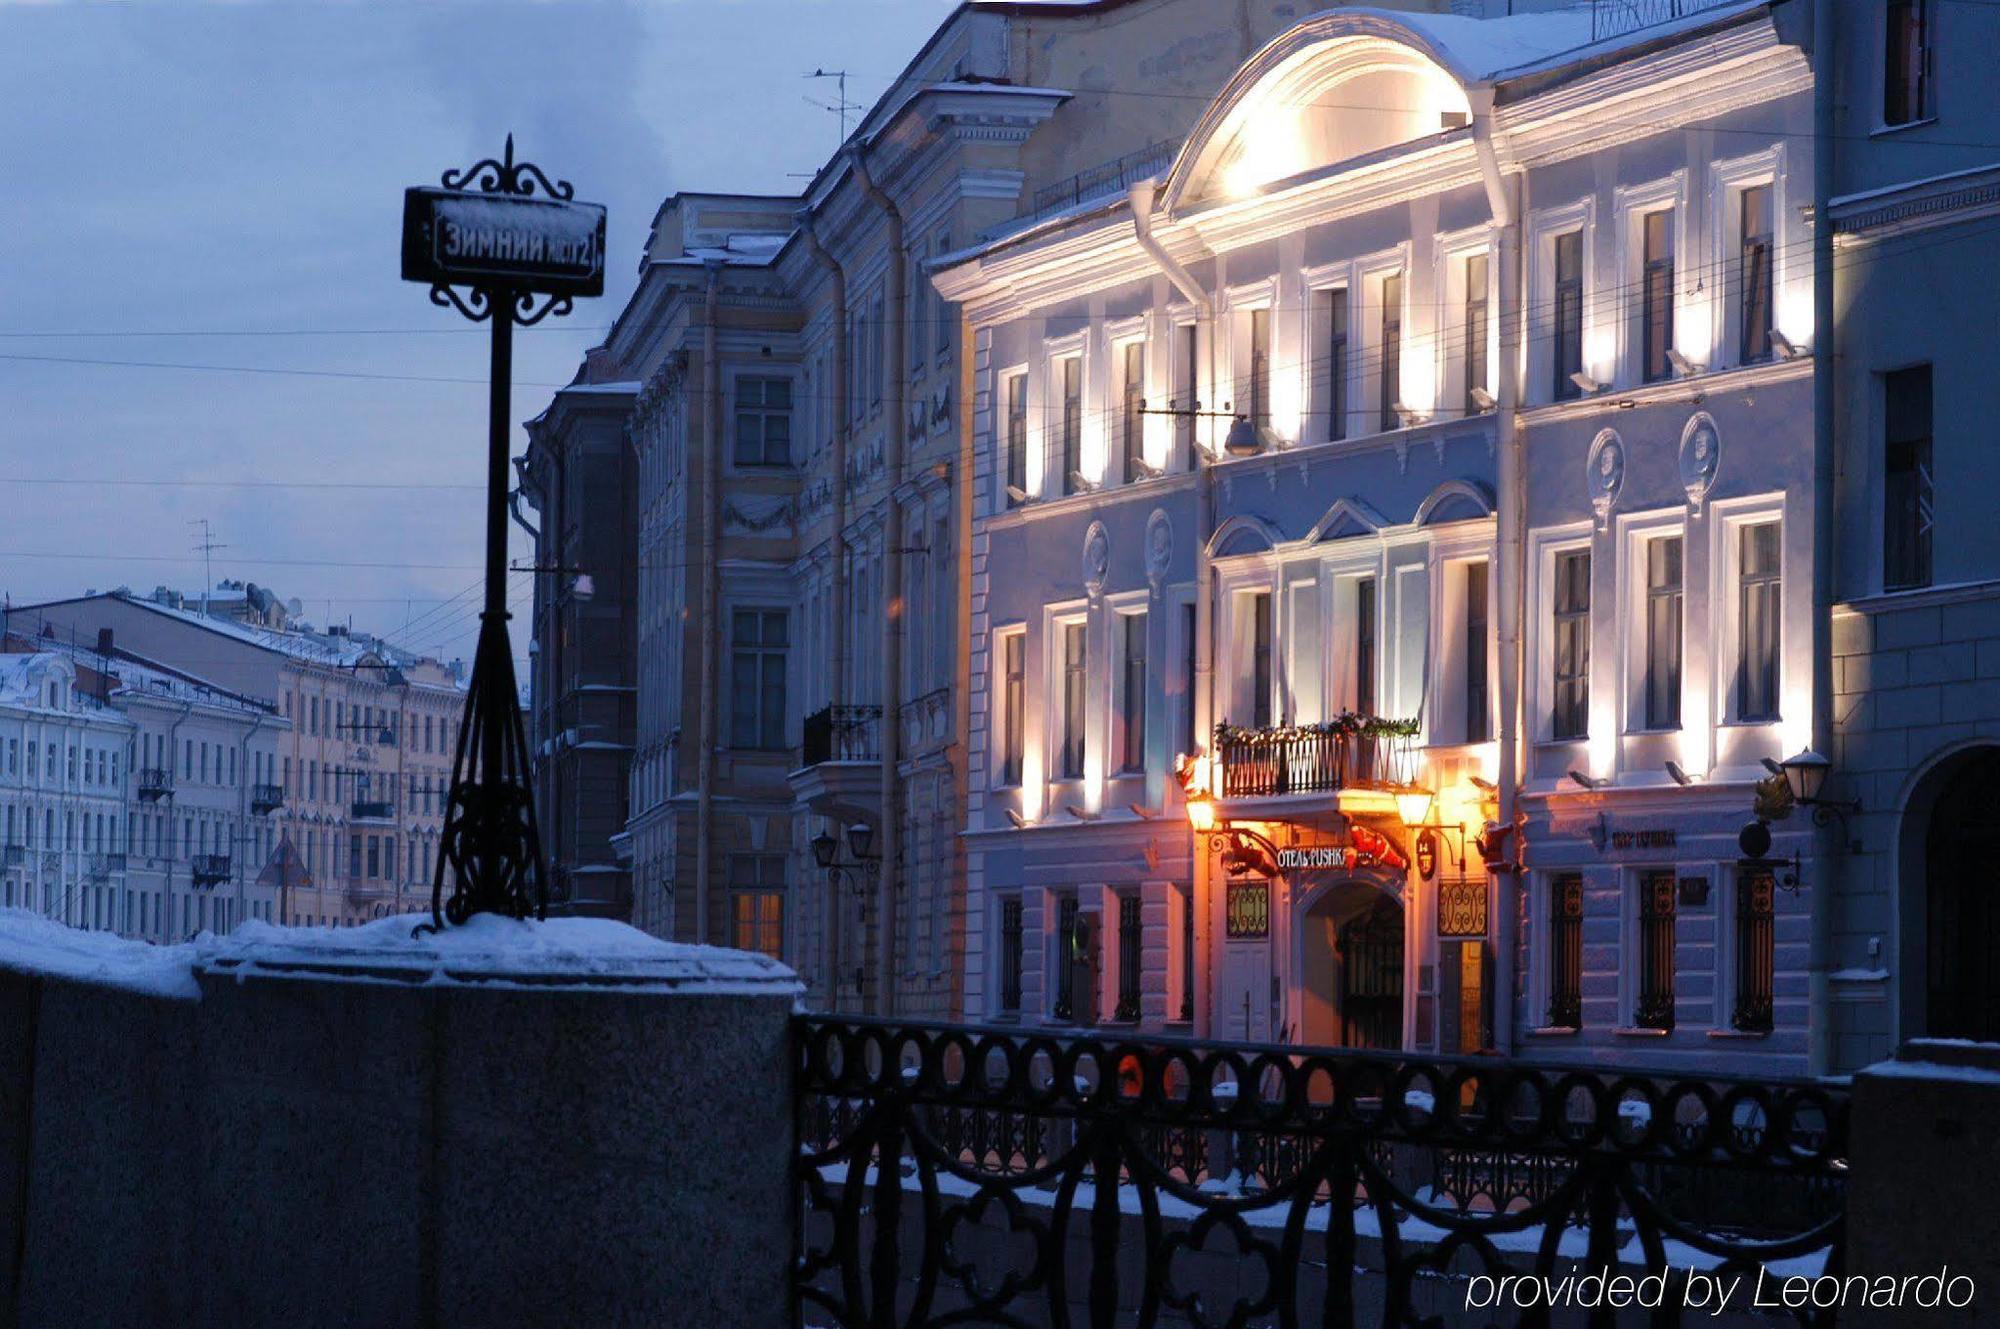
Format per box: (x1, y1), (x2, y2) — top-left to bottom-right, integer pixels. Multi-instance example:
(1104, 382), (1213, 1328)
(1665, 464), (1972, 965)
(1436, 876), (1489, 938)
(794, 1016), (1847, 1328)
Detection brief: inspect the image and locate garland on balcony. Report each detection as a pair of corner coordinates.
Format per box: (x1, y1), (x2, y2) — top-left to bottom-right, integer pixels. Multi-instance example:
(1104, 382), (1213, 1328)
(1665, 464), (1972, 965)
(1212, 713), (1419, 746)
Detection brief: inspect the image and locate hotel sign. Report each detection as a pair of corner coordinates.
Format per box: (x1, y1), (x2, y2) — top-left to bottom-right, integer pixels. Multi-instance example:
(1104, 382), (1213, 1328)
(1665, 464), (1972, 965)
(401, 188), (606, 297)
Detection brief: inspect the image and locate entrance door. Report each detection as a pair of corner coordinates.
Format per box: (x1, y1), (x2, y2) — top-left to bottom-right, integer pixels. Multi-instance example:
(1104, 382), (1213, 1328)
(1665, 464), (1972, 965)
(1336, 895), (1405, 1050)
(1927, 749), (2000, 1040)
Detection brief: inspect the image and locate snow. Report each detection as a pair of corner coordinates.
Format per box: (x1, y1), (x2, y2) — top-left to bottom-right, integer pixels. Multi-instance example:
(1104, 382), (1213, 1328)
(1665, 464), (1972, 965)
(1830, 967), (1890, 982)
(0, 909), (799, 999)
(1828, 160), (2000, 212)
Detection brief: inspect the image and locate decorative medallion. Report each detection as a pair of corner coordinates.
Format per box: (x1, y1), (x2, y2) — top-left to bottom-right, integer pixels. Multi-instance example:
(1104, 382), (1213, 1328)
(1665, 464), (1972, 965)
(1082, 520), (1110, 598)
(1586, 428), (1625, 530)
(1678, 411), (1721, 513)
(1144, 508), (1173, 588)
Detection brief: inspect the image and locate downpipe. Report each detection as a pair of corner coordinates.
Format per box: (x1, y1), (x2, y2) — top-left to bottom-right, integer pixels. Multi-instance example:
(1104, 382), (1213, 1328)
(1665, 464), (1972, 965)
(695, 258), (724, 947)
(1808, 0), (1838, 1076)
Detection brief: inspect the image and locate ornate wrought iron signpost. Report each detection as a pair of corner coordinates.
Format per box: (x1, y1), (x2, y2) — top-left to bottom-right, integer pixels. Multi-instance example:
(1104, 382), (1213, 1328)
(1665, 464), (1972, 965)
(400, 137), (606, 930)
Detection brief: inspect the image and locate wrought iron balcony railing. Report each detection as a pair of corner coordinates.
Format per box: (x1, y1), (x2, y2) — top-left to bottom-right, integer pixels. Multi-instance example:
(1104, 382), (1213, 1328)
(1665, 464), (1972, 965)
(251, 783), (284, 815)
(1590, 0), (1737, 42)
(90, 852), (127, 879)
(1214, 719), (1408, 798)
(800, 705), (882, 768)
(191, 855), (230, 888)
(136, 768), (174, 802)
(794, 1017), (1849, 1328)
(1, 845), (22, 870)
(351, 799), (395, 823)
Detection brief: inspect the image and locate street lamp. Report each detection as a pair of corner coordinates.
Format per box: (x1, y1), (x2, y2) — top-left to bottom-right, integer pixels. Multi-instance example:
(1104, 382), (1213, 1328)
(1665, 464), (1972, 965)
(1393, 786), (1435, 831)
(813, 820), (879, 899)
(1776, 748), (1861, 836)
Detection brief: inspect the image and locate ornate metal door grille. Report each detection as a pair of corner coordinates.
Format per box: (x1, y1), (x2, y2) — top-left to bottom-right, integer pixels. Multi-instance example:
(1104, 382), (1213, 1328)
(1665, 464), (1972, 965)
(1337, 896), (1403, 1050)
(1549, 872), (1584, 1028)
(1636, 869), (1678, 1031)
(1733, 870), (1775, 1032)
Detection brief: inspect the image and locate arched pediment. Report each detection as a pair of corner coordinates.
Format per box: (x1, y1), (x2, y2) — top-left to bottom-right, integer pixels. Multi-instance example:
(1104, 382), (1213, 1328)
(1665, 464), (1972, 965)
(1206, 513), (1285, 560)
(1414, 478), (1495, 527)
(1163, 12), (1477, 209)
(1306, 496), (1389, 545)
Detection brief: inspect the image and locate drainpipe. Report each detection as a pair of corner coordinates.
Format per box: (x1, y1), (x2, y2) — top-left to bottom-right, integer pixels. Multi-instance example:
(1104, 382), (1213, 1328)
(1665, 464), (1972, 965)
(166, 700), (192, 933)
(796, 208), (852, 1008)
(1809, 0), (1838, 1076)
(851, 144), (905, 1017)
(1471, 89), (1522, 1056)
(237, 709), (266, 927)
(695, 258), (725, 947)
(1132, 178), (1220, 1038)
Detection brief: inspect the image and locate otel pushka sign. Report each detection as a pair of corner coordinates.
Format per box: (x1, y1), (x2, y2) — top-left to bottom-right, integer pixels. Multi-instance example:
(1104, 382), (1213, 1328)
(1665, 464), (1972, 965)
(401, 187), (605, 297)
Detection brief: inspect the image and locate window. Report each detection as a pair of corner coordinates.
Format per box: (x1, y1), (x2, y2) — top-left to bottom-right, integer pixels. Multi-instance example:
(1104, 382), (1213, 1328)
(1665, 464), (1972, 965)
(1354, 579), (1377, 717)
(1249, 592), (1273, 728)
(1247, 308), (1271, 431)
(1645, 535), (1683, 730)
(1119, 611), (1147, 773)
(1885, 364), (1933, 590)
(1463, 254), (1489, 415)
(1181, 603), (1198, 758)
(1003, 372), (1027, 504)
(1175, 322), (1199, 465)
(1120, 340), (1145, 482)
(1640, 210), (1675, 383)
(869, 294), (886, 407)
(1553, 230), (1584, 399)
(1177, 884), (1195, 1022)
(1324, 288), (1350, 441)
(1466, 562), (1490, 743)
(729, 855), (786, 960)
(1114, 894), (1141, 1022)
(733, 377), (792, 467)
(729, 609), (788, 750)
(998, 898), (1024, 1013)
(1000, 632), (1025, 787)
(1884, 0), (1932, 126)
(1059, 621), (1087, 780)
(1059, 356), (1082, 495)
(1732, 870), (1775, 1033)
(1053, 896), (1079, 1021)
(1636, 870), (1677, 1031)
(1738, 523), (1782, 721)
(1739, 186), (1774, 364)
(1378, 273), (1402, 432)
(1552, 550), (1591, 740)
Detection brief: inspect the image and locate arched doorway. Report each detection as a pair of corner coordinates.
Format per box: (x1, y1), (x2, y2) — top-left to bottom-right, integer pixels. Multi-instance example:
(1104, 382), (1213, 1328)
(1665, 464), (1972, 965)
(1918, 747), (2000, 1041)
(1298, 880), (1405, 1050)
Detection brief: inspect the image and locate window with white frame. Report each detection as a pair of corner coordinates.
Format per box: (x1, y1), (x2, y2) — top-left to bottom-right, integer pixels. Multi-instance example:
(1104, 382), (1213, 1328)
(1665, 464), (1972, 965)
(1737, 521), (1782, 722)
(996, 627), (1025, 787)
(1738, 185), (1775, 365)
(1116, 609), (1147, 774)
(1286, 577), (1322, 726)
(1639, 210), (1676, 384)
(1172, 321), (1200, 467)
(1057, 354), (1083, 496)
(1462, 252), (1490, 415)
(733, 377), (792, 466)
(1001, 369), (1028, 505)
(1553, 230), (1585, 400)
(1317, 286), (1351, 440)
(729, 608), (788, 750)
(1378, 272), (1404, 431)
(1643, 533), (1684, 731)
(1118, 339), (1146, 483)
(1529, 201), (1596, 405)
(1551, 549), (1591, 741)
(1058, 618), (1087, 780)
(1884, 0), (1933, 127)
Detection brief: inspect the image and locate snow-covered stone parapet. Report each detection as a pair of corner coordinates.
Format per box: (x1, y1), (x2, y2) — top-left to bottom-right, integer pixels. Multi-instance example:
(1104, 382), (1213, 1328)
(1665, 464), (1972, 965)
(0, 906), (202, 998)
(199, 912), (802, 996)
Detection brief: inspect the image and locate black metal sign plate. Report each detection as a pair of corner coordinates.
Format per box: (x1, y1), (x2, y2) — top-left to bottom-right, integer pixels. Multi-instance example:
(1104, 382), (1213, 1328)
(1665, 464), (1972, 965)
(402, 188), (606, 296)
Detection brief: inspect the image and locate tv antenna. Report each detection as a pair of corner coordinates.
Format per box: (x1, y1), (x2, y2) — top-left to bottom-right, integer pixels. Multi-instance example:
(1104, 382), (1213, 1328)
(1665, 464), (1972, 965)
(805, 68), (863, 147)
(189, 518), (228, 614)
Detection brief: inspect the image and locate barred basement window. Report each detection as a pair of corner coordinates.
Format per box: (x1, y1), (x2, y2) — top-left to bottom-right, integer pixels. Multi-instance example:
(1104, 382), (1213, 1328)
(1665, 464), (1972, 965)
(1635, 870), (1677, 1032)
(999, 898), (1023, 1013)
(1115, 894), (1141, 1022)
(1549, 873), (1583, 1028)
(1733, 870), (1776, 1033)
(1053, 896), (1079, 1021)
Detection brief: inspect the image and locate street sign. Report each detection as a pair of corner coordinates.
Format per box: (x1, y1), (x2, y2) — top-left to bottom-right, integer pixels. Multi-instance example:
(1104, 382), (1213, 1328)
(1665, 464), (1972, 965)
(401, 188), (605, 297)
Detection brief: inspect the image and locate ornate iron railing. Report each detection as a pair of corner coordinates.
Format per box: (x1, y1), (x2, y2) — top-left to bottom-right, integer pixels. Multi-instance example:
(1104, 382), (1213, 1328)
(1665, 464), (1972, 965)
(251, 782), (285, 815)
(1589, 0), (1739, 43)
(794, 1017), (1847, 1327)
(136, 768), (174, 802)
(190, 854), (230, 888)
(802, 704), (883, 767)
(1026, 140), (1179, 224)
(1215, 723), (1401, 798)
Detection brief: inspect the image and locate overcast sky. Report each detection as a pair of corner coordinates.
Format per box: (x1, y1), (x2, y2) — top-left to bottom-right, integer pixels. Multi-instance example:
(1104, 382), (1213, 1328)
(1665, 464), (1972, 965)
(0, 0), (946, 667)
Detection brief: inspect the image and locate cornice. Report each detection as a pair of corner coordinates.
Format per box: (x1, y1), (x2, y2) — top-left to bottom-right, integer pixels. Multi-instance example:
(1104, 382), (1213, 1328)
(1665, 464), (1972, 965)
(1516, 356), (1810, 427)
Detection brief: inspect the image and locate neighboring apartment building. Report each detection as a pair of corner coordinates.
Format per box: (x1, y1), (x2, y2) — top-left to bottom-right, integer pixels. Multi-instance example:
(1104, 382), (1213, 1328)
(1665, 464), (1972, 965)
(8, 590), (461, 927)
(1823, 0), (2000, 1061)
(941, 0), (1840, 1073)
(524, 0), (1455, 1015)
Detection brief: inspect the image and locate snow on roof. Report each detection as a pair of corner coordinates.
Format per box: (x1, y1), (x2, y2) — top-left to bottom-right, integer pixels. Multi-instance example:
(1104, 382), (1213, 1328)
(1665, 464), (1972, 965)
(1325, 2), (1766, 85)
(554, 380), (641, 395)
(0, 909), (801, 999)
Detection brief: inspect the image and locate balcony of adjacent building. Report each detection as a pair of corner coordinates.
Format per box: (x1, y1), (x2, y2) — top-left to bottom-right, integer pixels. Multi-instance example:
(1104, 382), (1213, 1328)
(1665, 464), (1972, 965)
(89, 852), (127, 881)
(2, 845), (23, 873)
(251, 783), (284, 816)
(136, 768), (174, 802)
(191, 854), (230, 889)
(789, 704), (883, 821)
(351, 798), (395, 825)
(897, 687), (953, 766)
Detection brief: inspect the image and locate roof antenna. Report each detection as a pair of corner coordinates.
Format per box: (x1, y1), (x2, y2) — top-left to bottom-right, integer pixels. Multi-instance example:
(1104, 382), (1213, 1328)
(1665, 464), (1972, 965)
(189, 518), (227, 617)
(805, 68), (862, 148)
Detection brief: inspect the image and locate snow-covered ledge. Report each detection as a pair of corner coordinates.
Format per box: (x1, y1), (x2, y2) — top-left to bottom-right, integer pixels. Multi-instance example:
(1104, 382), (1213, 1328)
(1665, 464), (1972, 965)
(0, 909), (800, 1329)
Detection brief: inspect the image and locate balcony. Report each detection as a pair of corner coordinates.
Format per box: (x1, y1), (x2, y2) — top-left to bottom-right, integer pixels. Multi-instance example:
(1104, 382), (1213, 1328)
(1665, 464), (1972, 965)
(90, 852), (127, 879)
(191, 855), (230, 888)
(351, 800), (395, 823)
(1589, 0), (1737, 42)
(792, 704), (883, 822)
(1214, 718), (1412, 799)
(136, 768), (174, 802)
(897, 687), (952, 758)
(1, 845), (22, 871)
(801, 705), (881, 767)
(251, 783), (284, 815)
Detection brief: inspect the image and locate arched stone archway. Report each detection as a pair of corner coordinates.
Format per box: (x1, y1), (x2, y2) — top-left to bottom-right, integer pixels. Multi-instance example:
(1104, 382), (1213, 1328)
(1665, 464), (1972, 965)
(1298, 877), (1404, 1049)
(1902, 745), (2000, 1041)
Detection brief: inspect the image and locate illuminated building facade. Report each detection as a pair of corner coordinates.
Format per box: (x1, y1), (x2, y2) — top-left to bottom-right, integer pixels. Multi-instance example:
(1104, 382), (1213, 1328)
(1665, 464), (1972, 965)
(942, 2), (1833, 1070)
